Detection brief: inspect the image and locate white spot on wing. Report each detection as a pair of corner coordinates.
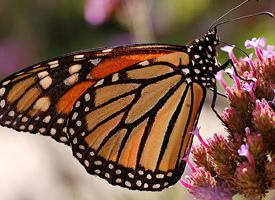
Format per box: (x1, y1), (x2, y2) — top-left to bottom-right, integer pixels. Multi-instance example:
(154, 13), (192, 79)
(72, 112), (78, 120)
(181, 68), (190, 74)
(167, 172), (173, 177)
(139, 60), (150, 66)
(75, 101), (81, 108)
(39, 128), (46, 133)
(69, 64), (82, 74)
(102, 48), (113, 53)
(40, 76), (52, 90)
(69, 128), (75, 135)
(57, 118), (64, 124)
(116, 178), (122, 183)
(48, 60), (59, 68)
(0, 100), (6, 108)
(20, 125), (26, 130)
(28, 125), (34, 131)
(125, 181), (131, 187)
(146, 174), (152, 180)
(64, 73), (79, 86)
(128, 173), (134, 178)
(185, 78), (192, 84)
(22, 117), (28, 122)
(105, 173), (110, 178)
(48, 60), (58, 65)
(156, 174), (164, 179)
(136, 180), (142, 187)
(38, 71), (49, 79)
(0, 88), (6, 96)
(94, 160), (102, 165)
(50, 128), (56, 135)
(85, 93), (90, 101)
(74, 54), (84, 59)
(194, 69), (201, 74)
(84, 160), (90, 167)
(112, 73), (119, 82)
(60, 137), (68, 142)
(8, 111), (15, 117)
(43, 115), (51, 123)
(90, 58), (101, 66)
(76, 152), (82, 159)
(194, 55), (200, 59)
(33, 97), (51, 112)
(2, 80), (10, 85)
(76, 120), (82, 127)
(73, 54), (85, 61)
(94, 79), (104, 87)
(153, 184), (160, 189)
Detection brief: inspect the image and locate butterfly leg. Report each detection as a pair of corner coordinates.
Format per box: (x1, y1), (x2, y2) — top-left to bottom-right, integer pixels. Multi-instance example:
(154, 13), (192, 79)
(212, 59), (244, 135)
(211, 82), (236, 140)
(221, 59), (252, 82)
(210, 59), (235, 126)
(210, 82), (227, 126)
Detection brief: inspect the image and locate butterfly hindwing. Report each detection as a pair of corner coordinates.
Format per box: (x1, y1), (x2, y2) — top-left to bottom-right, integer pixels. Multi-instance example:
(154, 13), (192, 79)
(67, 52), (207, 191)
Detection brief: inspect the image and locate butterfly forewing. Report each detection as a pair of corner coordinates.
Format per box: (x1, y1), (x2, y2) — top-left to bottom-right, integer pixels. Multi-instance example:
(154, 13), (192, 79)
(67, 52), (207, 191)
(0, 44), (183, 145)
(0, 57), (97, 143)
(0, 43), (209, 191)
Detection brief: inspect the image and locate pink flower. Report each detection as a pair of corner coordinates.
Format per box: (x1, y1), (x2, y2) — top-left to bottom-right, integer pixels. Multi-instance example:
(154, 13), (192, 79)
(244, 37), (265, 49)
(221, 45), (238, 64)
(0, 40), (35, 76)
(242, 82), (257, 101)
(237, 136), (255, 166)
(263, 45), (275, 57)
(84, 0), (121, 26)
(183, 149), (197, 173)
(241, 54), (257, 77)
(191, 127), (208, 148)
(252, 99), (275, 134)
(238, 144), (249, 157)
(232, 71), (242, 91)
(216, 71), (228, 90)
(245, 38), (266, 61)
(184, 37), (274, 199)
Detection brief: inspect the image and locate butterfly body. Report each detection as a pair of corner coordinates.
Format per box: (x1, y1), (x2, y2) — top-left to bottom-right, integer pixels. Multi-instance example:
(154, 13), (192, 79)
(0, 28), (222, 191)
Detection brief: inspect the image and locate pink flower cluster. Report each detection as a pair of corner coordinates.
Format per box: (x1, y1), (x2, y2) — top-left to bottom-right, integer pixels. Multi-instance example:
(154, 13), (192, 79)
(180, 38), (275, 200)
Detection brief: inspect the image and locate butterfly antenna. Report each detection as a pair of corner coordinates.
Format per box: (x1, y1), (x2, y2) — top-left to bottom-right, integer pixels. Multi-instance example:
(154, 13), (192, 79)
(210, 0), (252, 29)
(214, 11), (274, 27)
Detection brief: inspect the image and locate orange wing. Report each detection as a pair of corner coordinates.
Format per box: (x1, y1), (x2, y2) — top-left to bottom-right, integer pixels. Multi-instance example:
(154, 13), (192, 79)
(0, 44), (205, 191)
(67, 51), (206, 191)
(0, 44), (183, 144)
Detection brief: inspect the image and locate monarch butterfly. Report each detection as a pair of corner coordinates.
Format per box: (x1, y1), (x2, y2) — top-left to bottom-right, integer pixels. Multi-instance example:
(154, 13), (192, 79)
(0, 0), (272, 192)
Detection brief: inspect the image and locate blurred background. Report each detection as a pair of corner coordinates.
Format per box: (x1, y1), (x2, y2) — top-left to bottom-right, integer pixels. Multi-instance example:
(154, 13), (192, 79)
(0, 0), (274, 200)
